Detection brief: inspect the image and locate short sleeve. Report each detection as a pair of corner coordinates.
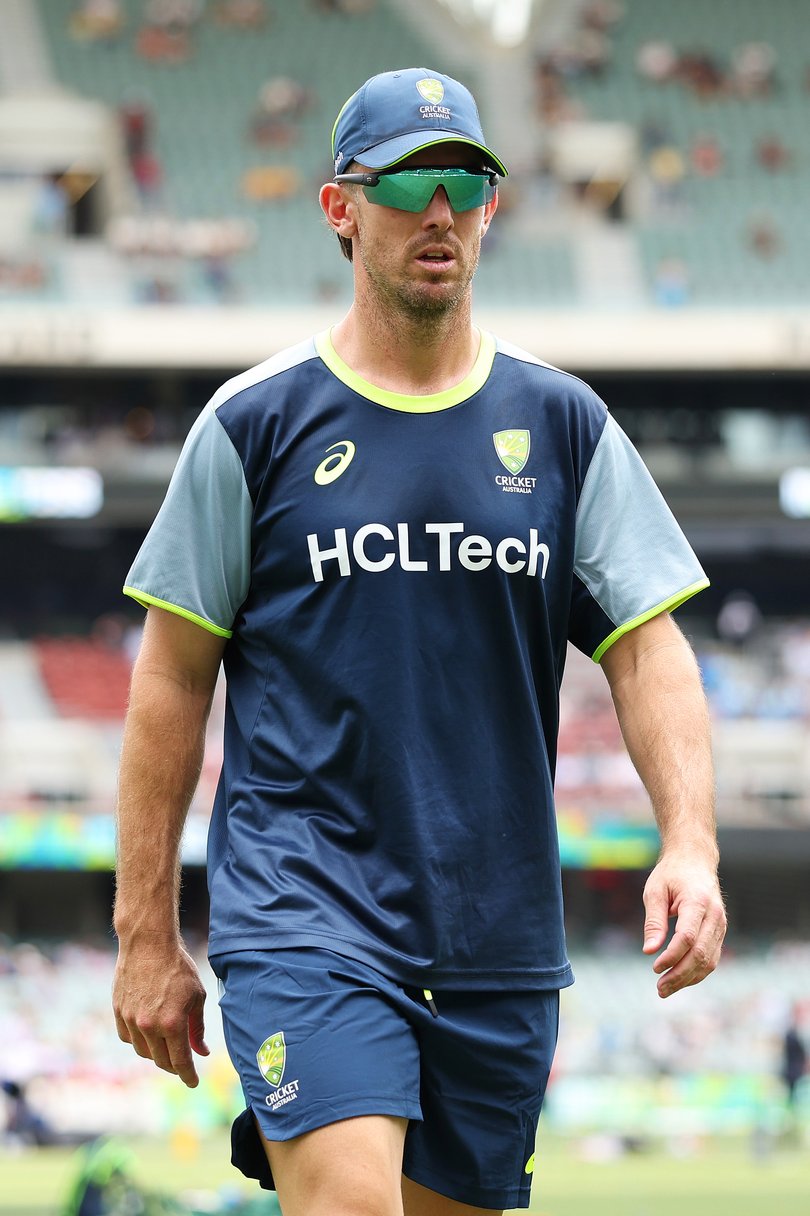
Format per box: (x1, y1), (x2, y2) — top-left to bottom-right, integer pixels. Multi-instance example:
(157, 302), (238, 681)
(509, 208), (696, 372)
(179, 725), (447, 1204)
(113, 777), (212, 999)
(123, 404), (252, 637)
(570, 414), (708, 662)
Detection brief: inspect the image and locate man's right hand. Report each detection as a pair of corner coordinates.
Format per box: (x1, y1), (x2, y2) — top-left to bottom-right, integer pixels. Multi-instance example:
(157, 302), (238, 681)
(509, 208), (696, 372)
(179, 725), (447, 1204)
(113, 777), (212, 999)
(113, 939), (210, 1088)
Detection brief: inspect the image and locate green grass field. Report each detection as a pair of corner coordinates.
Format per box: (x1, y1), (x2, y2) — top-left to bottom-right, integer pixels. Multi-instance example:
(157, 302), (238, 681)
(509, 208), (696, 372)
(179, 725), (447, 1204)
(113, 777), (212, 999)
(2, 1132), (808, 1216)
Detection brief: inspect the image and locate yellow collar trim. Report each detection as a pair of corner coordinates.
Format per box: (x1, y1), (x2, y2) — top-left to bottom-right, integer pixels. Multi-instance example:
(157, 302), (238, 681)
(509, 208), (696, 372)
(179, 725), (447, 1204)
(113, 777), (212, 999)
(315, 328), (495, 413)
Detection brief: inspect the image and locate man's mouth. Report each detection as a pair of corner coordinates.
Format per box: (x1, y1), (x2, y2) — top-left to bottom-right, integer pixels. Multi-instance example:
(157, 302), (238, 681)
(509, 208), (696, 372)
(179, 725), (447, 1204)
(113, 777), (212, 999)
(416, 249), (455, 269)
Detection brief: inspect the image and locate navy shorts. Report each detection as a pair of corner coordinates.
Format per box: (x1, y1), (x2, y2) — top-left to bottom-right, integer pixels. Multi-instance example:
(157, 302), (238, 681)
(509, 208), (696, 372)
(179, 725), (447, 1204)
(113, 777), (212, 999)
(211, 947), (559, 1210)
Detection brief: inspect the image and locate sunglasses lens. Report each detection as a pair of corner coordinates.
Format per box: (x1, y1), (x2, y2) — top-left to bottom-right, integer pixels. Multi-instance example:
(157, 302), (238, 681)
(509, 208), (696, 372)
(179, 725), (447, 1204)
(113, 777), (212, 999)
(443, 172), (494, 211)
(365, 170), (494, 213)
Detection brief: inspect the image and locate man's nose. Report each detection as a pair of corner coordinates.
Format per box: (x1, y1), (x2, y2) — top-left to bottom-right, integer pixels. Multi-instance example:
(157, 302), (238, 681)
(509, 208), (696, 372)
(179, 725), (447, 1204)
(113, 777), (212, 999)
(421, 185), (455, 224)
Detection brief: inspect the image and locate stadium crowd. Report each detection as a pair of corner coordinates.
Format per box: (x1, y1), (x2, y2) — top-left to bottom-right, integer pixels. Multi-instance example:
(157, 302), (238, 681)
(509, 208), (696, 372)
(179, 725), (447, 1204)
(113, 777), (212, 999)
(4, 0), (808, 306)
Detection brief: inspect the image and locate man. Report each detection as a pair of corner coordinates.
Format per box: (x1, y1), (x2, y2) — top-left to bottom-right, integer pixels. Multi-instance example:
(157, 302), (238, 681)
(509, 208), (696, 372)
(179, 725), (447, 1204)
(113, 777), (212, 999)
(780, 1007), (807, 1111)
(113, 67), (727, 1216)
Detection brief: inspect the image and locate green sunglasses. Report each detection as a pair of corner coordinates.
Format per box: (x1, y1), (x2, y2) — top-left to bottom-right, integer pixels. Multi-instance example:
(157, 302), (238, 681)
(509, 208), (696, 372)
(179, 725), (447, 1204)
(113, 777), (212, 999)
(333, 167), (499, 213)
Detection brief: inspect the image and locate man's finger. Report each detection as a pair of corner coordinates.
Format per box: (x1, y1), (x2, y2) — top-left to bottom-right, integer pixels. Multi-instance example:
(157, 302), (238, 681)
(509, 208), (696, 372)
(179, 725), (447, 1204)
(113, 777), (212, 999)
(652, 925), (696, 974)
(135, 1026), (198, 1083)
(136, 1023), (177, 1074)
(642, 920), (668, 954)
(641, 886), (672, 954)
(114, 1012), (133, 1045)
(189, 1004), (210, 1057)
(655, 893), (725, 972)
(129, 1026), (156, 1061)
(656, 923), (724, 997)
(657, 947), (717, 997)
(148, 1043), (176, 1073)
(165, 1031), (200, 1088)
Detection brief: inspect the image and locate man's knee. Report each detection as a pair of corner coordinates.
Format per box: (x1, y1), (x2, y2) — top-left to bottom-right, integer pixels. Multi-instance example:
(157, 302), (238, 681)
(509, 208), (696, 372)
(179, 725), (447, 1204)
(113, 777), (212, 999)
(292, 1173), (401, 1216)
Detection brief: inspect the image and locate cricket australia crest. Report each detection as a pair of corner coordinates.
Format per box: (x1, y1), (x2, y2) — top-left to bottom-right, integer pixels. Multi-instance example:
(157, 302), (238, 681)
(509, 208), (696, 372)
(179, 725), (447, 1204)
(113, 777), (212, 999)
(416, 78), (445, 104)
(257, 1031), (286, 1088)
(493, 430), (530, 475)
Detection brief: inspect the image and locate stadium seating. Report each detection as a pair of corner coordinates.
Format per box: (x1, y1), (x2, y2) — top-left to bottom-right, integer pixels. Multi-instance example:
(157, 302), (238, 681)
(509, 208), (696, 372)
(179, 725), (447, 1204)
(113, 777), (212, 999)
(0, 636), (225, 816)
(36, 0), (459, 303)
(552, 0), (810, 304)
(26, 0), (580, 305)
(9, 0), (804, 308)
(35, 635), (131, 719)
(554, 622), (810, 826)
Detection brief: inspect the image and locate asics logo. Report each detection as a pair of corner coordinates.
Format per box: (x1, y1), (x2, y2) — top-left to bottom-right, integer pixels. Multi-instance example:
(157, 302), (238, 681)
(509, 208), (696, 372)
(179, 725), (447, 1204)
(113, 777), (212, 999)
(314, 441), (356, 485)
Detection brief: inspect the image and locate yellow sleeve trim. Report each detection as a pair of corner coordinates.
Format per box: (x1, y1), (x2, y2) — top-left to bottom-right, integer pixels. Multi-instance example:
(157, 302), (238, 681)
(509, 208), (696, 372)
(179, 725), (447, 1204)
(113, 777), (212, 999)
(591, 578), (710, 664)
(122, 587), (233, 638)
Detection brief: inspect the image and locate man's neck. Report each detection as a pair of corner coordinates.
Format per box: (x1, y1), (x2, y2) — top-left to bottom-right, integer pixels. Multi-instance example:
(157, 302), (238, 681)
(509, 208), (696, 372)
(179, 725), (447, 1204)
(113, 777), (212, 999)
(330, 298), (480, 397)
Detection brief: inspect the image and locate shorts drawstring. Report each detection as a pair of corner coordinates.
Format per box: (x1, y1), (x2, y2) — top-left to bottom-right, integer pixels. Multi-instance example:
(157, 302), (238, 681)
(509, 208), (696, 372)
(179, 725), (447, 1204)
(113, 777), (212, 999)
(423, 988), (438, 1018)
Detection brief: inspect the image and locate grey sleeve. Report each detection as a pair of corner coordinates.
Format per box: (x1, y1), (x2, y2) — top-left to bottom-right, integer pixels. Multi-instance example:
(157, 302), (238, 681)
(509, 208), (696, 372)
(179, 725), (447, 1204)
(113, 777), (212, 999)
(574, 414), (708, 662)
(123, 404), (252, 637)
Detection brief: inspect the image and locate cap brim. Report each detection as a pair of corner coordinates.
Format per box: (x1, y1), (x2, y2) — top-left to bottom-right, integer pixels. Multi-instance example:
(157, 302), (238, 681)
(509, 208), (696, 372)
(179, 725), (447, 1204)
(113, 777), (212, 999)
(356, 130), (508, 177)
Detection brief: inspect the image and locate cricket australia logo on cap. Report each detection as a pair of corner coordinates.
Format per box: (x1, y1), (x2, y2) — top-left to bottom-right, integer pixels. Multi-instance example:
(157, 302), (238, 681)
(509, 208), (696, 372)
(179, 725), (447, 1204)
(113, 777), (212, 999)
(257, 1031), (301, 1111)
(493, 430), (536, 494)
(416, 78), (445, 104)
(416, 77), (451, 121)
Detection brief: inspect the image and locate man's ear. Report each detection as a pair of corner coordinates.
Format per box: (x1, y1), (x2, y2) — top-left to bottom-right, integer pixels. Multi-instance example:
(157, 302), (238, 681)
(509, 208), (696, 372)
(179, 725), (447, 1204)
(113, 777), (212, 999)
(319, 182), (358, 240)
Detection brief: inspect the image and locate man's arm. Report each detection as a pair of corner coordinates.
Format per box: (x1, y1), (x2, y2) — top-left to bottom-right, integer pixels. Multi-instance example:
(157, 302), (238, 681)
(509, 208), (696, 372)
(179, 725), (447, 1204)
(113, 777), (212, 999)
(600, 611), (727, 997)
(112, 606), (226, 1086)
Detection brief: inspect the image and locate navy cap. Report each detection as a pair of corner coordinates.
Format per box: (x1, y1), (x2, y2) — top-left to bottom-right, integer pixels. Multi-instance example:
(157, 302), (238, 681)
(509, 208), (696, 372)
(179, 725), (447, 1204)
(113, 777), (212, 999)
(332, 68), (508, 178)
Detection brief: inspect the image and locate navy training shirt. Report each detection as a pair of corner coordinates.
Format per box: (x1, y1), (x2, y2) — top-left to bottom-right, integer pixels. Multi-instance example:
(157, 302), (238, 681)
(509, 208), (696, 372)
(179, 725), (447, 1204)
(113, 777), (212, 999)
(124, 331), (708, 989)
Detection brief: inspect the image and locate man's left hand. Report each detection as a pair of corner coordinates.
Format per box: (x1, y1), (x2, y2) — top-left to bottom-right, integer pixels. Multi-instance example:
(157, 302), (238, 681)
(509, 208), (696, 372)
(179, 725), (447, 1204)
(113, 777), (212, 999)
(641, 851), (727, 997)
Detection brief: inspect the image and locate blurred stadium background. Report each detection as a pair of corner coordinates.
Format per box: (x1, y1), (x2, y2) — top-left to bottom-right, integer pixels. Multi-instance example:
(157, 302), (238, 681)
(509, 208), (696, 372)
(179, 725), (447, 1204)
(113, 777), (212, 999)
(1, 0), (809, 1212)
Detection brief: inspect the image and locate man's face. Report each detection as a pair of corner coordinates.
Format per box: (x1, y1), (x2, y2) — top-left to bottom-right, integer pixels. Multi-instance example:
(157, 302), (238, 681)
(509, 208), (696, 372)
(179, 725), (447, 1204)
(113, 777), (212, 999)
(350, 142), (497, 322)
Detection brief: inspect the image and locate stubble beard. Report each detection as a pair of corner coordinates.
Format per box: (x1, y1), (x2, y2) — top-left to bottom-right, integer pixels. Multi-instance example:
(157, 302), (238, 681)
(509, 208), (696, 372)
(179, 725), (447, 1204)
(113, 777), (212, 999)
(356, 220), (482, 333)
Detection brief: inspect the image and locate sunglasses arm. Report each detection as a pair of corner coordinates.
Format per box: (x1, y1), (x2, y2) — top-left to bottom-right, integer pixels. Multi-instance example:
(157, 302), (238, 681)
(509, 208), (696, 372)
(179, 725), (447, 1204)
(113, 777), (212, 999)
(333, 172), (382, 187)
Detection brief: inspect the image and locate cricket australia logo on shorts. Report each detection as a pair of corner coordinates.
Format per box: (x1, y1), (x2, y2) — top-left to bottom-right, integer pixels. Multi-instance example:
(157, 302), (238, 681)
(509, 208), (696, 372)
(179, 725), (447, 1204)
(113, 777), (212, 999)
(257, 1031), (300, 1111)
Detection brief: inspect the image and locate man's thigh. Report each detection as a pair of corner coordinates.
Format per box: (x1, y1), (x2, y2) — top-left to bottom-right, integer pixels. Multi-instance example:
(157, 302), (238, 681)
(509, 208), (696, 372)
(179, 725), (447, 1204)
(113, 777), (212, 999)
(258, 1113), (408, 1216)
(255, 1118), (502, 1216)
(402, 1176), (502, 1216)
